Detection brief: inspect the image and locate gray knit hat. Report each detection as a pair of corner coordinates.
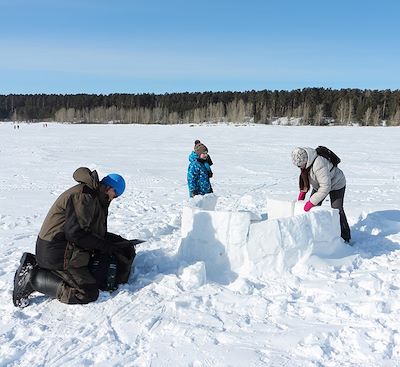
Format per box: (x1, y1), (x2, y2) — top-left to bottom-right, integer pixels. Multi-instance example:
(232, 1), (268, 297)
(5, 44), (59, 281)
(291, 147), (308, 167)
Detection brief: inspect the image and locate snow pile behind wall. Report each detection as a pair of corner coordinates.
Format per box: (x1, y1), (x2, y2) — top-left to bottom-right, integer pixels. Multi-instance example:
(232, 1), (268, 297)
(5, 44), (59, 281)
(178, 195), (348, 282)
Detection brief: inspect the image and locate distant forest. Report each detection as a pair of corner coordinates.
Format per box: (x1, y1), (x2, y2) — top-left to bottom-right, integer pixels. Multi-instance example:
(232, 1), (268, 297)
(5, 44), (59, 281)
(1, 88), (400, 126)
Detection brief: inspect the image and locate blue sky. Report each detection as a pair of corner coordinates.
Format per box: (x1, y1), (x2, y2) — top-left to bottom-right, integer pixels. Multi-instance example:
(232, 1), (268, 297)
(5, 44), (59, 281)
(0, 0), (399, 94)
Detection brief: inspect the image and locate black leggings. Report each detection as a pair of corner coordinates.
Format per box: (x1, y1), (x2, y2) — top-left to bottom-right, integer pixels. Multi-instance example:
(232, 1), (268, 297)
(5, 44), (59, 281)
(312, 186), (351, 242)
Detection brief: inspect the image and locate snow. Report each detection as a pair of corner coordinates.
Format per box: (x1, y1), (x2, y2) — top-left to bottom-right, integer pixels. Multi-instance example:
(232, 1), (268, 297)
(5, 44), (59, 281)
(180, 198), (346, 279)
(1, 122), (400, 366)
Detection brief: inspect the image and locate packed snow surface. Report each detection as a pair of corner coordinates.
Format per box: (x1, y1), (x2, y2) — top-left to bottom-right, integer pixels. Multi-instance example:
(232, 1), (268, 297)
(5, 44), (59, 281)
(1, 122), (400, 366)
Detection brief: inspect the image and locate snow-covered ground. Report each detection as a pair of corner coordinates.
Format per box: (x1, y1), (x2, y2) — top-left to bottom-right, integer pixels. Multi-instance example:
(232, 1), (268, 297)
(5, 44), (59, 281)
(1, 122), (400, 366)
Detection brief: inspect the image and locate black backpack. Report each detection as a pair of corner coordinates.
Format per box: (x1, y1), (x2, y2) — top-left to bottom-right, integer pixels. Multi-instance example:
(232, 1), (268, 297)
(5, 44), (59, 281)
(315, 146), (341, 167)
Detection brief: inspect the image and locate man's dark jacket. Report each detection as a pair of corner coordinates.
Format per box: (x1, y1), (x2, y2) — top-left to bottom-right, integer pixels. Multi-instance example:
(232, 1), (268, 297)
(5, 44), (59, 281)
(36, 167), (110, 270)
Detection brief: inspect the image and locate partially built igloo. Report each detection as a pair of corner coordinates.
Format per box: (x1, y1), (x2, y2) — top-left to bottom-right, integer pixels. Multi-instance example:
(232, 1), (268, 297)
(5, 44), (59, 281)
(178, 195), (345, 282)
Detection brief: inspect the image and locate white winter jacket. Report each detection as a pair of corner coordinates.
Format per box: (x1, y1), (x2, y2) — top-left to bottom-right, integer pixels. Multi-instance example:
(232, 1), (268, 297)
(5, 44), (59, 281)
(303, 147), (346, 205)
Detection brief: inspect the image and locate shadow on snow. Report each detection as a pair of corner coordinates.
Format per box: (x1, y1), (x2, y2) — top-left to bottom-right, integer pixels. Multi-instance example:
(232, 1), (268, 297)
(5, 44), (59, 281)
(351, 210), (400, 258)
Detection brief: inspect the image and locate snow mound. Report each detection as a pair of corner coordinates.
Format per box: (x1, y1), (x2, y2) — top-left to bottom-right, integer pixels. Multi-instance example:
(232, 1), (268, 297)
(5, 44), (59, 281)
(178, 197), (346, 282)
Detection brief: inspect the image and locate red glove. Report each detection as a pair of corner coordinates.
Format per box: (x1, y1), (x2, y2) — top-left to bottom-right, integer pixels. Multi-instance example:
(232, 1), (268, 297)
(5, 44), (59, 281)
(303, 201), (314, 212)
(298, 192), (306, 201)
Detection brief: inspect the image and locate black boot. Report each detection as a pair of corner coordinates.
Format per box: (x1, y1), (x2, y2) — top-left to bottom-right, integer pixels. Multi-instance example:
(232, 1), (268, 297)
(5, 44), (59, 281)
(12, 252), (37, 308)
(31, 269), (64, 299)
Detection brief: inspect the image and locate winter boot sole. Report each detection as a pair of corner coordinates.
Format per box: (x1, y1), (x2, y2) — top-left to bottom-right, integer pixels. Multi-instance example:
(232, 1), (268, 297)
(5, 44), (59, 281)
(12, 252), (37, 308)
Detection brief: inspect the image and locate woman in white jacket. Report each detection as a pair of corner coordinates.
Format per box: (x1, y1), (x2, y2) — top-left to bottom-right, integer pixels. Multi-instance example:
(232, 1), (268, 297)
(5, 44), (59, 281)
(291, 147), (351, 243)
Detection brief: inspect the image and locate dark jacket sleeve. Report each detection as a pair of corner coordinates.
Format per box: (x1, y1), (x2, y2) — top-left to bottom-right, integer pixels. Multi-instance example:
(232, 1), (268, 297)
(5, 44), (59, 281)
(64, 195), (109, 252)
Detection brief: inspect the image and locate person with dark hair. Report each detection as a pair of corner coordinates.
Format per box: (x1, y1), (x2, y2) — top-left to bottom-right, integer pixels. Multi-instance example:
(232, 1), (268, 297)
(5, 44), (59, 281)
(291, 147), (351, 243)
(194, 140), (214, 168)
(13, 167), (137, 307)
(187, 140), (213, 197)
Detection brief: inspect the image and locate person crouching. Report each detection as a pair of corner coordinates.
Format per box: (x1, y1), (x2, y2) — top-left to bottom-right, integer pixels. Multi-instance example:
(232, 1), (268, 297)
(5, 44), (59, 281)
(12, 167), (136, 307)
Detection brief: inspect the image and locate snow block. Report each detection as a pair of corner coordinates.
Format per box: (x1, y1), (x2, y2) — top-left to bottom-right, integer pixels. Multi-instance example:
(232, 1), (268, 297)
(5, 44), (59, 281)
(178, 199), (344, 282)
(267, 198), (317, 218)
(179, 207), (252, 283)
(238, 210), (263, 222)
(294, 200), (308, 215)
(266, 198), (295, 219)
(188, 193), (218, 211)
(247, 207), (341, 277)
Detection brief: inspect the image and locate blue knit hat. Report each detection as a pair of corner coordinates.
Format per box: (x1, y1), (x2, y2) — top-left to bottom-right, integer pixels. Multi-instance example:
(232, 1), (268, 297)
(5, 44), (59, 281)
(101, 173), (126, 197)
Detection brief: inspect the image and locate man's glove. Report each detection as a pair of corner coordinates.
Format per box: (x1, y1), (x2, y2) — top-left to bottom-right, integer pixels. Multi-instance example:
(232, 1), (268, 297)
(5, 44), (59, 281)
(102, 240), (114, 255)
(113, 239), (142, 248)
(106, 232), (126, 243)
(303, 201), (315, 212)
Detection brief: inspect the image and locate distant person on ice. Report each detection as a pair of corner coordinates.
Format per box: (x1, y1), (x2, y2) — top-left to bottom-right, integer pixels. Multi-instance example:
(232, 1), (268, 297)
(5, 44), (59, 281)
(13, 167), (137, 308)
(187, 140), (213, 197)
(291, 147), (351, 243)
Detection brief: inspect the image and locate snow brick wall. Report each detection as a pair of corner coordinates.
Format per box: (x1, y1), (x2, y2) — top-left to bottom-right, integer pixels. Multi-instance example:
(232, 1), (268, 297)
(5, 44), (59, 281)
(178, 195), (346, 282)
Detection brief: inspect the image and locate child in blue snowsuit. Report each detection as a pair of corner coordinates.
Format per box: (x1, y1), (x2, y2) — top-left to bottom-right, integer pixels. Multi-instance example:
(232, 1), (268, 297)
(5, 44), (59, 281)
(187, 140), (213, 197)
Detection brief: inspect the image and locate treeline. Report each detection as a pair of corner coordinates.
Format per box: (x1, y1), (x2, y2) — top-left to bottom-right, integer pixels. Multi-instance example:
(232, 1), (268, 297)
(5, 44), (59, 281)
(1, 88), (400, 125)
